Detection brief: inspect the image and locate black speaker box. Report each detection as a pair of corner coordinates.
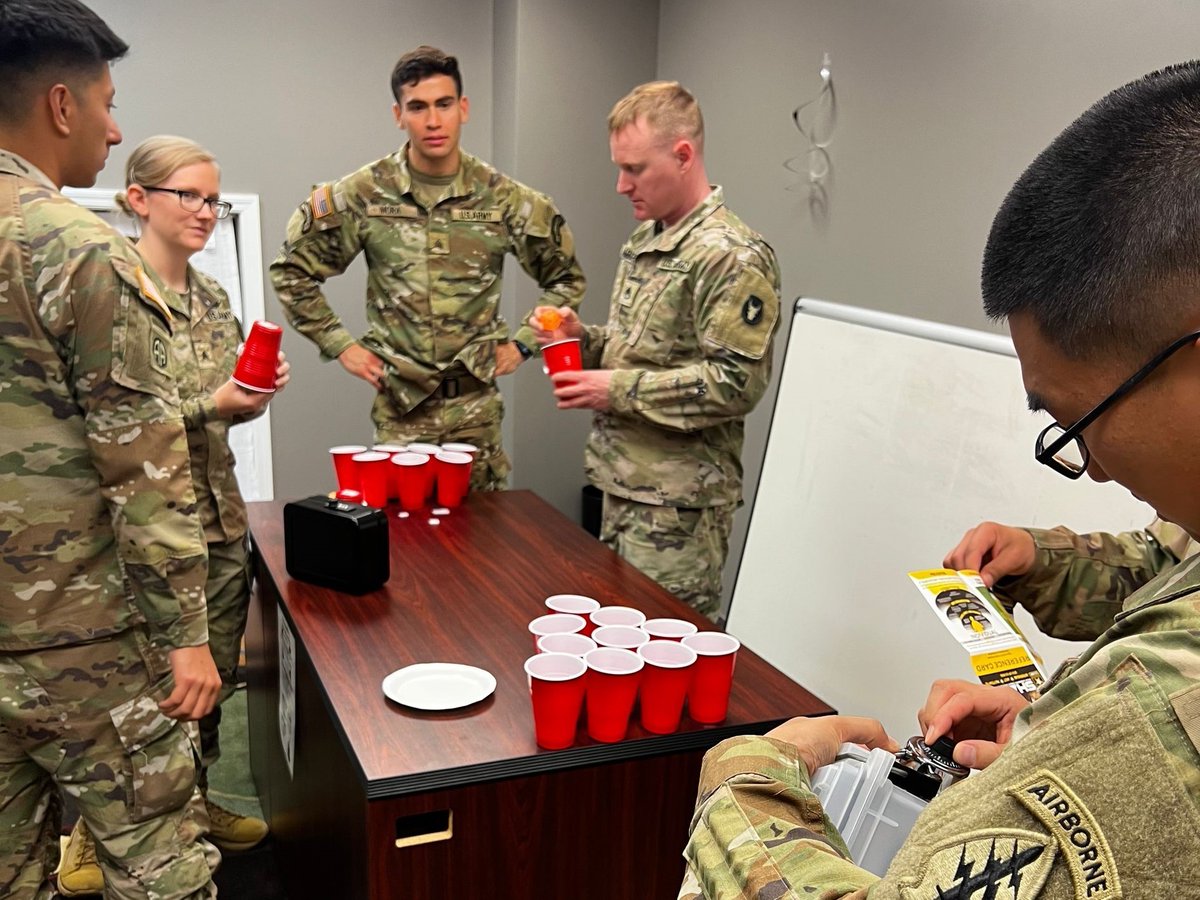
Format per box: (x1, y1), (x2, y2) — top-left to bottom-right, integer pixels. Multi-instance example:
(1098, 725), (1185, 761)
(283, 495), (389, 594)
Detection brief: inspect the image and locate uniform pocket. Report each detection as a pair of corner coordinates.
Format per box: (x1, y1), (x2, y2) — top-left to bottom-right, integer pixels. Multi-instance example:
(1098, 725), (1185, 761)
(109, 685), (199, 823)
(619, 273), (687, 366)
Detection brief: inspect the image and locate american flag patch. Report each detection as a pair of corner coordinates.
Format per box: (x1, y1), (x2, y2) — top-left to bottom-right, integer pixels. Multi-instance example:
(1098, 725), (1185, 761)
(311, 185), (334, 219)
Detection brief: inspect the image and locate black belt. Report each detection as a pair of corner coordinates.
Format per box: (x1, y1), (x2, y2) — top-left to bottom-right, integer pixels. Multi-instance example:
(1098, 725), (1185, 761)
(439, 372), (486, 399)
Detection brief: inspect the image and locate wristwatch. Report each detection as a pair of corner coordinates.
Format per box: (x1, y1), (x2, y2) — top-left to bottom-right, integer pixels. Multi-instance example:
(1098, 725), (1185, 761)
(513, 340), (533, 360)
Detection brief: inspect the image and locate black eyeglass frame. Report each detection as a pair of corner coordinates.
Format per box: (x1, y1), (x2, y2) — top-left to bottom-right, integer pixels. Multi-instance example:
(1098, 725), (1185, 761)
(1035, 328), (1200, 479)
(142, 186), (233, 219)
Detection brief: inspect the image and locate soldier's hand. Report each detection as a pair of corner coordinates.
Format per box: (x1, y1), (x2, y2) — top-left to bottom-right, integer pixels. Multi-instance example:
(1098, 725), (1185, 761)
(161, 645), (222, 721)
(529, 305), (581, 343)
(943, 522), (1037, 587)
(272, 351), (291, 393)
(766, 715), (898, 777)
(918, 678), (1027, 770)
(338, 344), (386, 389)
(551, 369), (611, 410)
(495, 341), (524, 376)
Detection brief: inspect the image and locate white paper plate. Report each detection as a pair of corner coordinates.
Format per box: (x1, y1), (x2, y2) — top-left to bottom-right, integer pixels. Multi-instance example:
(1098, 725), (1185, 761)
(381, 663), (497, 710)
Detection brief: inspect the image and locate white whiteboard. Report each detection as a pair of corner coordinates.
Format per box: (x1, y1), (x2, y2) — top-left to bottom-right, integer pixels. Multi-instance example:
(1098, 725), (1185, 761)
(64, 188), (273, 501)
(727, 299), (1153, 740)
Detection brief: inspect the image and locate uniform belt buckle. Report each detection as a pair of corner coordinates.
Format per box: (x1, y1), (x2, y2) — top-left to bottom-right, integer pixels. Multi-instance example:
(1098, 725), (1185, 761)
(442, 377), (462, 399)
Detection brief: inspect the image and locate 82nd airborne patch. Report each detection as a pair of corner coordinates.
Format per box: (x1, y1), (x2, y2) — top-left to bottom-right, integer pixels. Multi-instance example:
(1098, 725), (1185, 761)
(900, 830), (1056, 900)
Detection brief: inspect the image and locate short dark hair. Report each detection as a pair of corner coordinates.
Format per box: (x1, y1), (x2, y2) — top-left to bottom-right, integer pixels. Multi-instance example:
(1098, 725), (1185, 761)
(0, 0), (128, 125)
(390, 45), (462, 104)
(983, 61), (1200, 363)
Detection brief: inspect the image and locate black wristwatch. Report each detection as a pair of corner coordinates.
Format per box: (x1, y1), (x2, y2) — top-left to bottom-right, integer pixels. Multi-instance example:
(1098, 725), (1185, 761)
(513, 340), (533, 360)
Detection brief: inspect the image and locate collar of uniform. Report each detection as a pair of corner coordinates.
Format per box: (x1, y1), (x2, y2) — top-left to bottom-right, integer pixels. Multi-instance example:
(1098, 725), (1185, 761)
(0, 148), (57, 190)
(396, 144), (482, 203)
(630, 185), (725, 256)
(186, 264), (221, 324)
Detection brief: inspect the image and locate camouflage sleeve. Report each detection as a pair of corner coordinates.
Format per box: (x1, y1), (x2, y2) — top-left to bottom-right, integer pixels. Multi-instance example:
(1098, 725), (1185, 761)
(679, 735), (876, 900)
(610, 244), (781, 432)
(180, 393), (219, 430)
(507, 192), (587, 351)
(991, 521), (1190, 641)
(270, 186), (364, 361)
(64, 253), (209, 649)
(580, 322), (609, 369)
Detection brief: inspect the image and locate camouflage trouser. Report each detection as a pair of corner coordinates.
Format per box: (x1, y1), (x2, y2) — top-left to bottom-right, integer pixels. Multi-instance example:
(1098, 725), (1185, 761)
(197, 535), (252, 784)
(372, 385), (510, 491)
(599, 494), (733, 620)
(0, 627), (218, 899)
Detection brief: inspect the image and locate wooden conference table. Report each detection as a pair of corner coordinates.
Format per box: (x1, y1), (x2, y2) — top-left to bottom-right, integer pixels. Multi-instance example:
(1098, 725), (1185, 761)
(245, 491), (834, 900)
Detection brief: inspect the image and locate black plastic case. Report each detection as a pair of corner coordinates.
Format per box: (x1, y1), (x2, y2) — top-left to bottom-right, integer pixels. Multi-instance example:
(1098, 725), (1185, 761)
(283, 495), (389, 594)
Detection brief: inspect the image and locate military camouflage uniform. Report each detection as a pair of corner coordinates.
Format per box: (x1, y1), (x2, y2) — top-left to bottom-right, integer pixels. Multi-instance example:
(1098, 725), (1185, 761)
(175, 268), (254, 780)
(581, 188), (781, 617)
(271, 146), (585, 490)
(0, 150), (217, 898)
(679, 552), (1200, 899)
(993, 518), (1196, 641)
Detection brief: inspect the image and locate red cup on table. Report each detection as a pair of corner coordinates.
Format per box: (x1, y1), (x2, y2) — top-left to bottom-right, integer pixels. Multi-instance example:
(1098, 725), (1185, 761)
(591, 624), (650, 651)
(589, 606), (646, 632)
(525, 653), (587, 750)
(330, 445), (367, 492)
(536, 632), (597, 658)
(528, 613), (586, 651)
(390, 452), (430, 512)
(440, 442), (477, 459)
(545, 594), (600, 636)
(542, 338), (582, 377)
(641, 618), (698, 642)
(406, 443), (441, 500)
(351, 451), (390, 508)
(434, 450), (472, 508)
(372, 444), (406, 500)
(232, 320), (283, 392)
(636, 640), (697, 734)
(584, 647), (643, 743)
(682, 632), (741, 724)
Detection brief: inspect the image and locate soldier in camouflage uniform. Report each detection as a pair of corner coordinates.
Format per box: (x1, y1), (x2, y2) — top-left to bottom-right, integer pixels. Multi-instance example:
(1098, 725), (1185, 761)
(677, 62), (1200, 899)
(532, 82), (780, 619)
(271, 46), (584, 490)
(0, 4), (220, 898)
(945, 517), (1196, 641)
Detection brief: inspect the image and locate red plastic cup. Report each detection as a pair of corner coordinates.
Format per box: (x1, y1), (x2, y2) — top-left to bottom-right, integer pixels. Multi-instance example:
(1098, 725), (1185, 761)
(589, 606), (646, 631)
(584, 647), (643, 743)
(542, 338), (582, 376)
(232, 320), (283, 392)
(330, 445), (367, 492)
(390, 452), (430, 512)
(352, 451), (390, 508)
(682, 632), (741, 724)
(406, 443), (440, 500)
(592, 625), (650, 651)
(525, 653), (587, 750)
(637, 641), (698, 734)
(641, 618), (699, 642)
(536, 632), (597, 657)
(372, 444), (406, 500)
(545, 594), (601, 636)
(435, 450), (472, 508)
(528, 613), (586, 650)
(440, 442), (478, 458)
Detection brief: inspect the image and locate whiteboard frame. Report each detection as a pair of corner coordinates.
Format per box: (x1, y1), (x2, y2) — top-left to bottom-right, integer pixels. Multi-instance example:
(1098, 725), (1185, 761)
(63, 188), (274, 500)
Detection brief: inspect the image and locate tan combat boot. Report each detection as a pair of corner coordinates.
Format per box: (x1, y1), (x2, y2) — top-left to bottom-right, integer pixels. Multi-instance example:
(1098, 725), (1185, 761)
(56, 818), (104, 897)
(204, 794), (268, 852)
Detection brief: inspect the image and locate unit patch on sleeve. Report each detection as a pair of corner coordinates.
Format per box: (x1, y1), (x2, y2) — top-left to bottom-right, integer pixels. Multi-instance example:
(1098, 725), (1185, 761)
(1008, 771), (1119, 900)
(899, 830), (1056, 900)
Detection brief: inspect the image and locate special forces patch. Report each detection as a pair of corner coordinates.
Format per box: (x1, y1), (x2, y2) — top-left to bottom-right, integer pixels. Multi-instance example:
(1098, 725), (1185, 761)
(742, 295), (765, 326)
(900, 830), (1056, 900)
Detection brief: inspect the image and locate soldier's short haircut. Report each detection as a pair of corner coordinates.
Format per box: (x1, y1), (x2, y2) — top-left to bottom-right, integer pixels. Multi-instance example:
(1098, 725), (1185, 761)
(115, 135), (219, 217)
(608, 81), (705, 154)
(983, 60), (1200, 364)
(0, 0), (127, 125)
(391, 45), (462, 103)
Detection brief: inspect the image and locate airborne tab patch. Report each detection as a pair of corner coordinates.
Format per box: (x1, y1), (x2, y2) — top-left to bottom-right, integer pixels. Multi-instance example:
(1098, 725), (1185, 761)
(1009, 772), (1119, 900)
(657, 258), (693, 273)
(900, 830), (1055, 900)
(451, 208), (502, 223)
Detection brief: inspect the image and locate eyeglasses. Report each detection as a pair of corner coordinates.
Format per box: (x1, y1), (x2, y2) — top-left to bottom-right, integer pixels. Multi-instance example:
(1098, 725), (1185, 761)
(143, 186), (233, 219)
(1035, 328), (1200, 478)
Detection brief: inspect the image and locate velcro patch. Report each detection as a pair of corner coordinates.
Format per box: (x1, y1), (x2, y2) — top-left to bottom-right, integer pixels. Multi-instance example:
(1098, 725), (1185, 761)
(205, 308), (235, 323)
(704, 268), (779, 360)
(451, 208), (502, 223)
(149, 329), (170, 376)
(657, 257), (693, 273)
(900, 829), (1055, 900)
(311, 185), (335, 219)
(1009, 770), (1120, 900)
(367, 203), (421, 218)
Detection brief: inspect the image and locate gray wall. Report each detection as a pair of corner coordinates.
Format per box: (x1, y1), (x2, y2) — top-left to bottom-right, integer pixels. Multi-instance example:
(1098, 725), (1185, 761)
(656, 0), (1200, 612)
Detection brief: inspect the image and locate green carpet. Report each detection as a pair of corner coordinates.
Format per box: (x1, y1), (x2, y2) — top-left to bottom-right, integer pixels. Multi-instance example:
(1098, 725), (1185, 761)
(206, 687), (264, 819)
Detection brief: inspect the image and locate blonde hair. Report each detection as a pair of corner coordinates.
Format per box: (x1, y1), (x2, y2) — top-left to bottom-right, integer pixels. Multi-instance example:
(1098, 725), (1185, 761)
(607, 81), (704, 152)
(114, 134), (219, 216)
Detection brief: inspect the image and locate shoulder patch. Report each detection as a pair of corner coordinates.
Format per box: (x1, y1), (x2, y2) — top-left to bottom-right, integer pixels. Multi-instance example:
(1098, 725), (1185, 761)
(1008, 771), (1119, 900)
(368, 202), (421, 218)
(451, 208), (503, 223)
(310, 185), (335, 219)
(657, 257), (693, 273)
(704, 267), (780, 360)
(900, 829), (1056, 900)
